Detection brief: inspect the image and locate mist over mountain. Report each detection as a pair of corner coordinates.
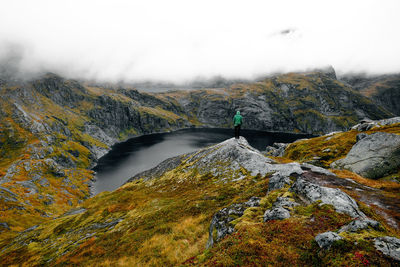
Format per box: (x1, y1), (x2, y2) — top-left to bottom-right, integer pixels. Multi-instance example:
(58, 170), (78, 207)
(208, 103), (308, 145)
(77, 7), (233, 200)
(1, 0), (400, 84)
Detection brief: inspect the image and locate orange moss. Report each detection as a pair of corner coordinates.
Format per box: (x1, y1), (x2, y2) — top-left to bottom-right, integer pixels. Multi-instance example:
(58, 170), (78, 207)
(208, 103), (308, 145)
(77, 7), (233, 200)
(269, 156), (294, 164)
(333, 169), (400, 192)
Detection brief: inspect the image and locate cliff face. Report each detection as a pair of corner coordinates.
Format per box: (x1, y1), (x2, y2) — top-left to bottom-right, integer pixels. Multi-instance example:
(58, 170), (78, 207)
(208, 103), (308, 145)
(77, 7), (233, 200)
(0, 71), (394, 245)
(341, 74), (400, 116)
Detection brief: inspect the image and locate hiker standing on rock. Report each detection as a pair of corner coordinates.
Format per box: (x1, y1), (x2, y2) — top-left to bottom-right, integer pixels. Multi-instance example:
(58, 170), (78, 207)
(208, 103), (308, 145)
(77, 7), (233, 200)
(233, 111), (243, 139)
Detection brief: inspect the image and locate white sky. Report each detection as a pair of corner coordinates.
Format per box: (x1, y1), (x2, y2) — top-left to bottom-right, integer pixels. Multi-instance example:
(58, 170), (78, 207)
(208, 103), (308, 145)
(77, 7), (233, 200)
(1, 0), (399, 82)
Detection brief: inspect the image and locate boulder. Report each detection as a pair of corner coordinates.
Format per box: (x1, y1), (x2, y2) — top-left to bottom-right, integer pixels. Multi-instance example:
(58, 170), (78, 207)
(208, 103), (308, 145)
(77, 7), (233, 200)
(206, 197), (260, 248)
(315, 231), (343, 249)
(339, 218), (381, 233)
(263, 207), (290, 221)
(272, 197), (299, 209)
(374, 236), (400, 261)
(290, 178), (365, 218)
(331, 132), (400, 179)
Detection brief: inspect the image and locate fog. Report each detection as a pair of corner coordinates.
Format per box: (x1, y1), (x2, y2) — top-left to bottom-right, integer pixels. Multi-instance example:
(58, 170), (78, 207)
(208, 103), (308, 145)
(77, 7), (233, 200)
(1, 0), (400, 84)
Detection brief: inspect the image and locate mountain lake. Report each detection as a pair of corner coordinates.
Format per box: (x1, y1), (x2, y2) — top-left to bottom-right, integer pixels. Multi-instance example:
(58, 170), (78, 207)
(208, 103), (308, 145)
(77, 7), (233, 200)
(93, 128), (313, 194)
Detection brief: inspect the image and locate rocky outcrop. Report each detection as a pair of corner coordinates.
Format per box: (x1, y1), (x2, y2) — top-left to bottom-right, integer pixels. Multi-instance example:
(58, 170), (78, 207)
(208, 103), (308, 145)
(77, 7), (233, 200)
(374, 236), (400, 261)
(315, 232), (343, 249)
(158, 71), (393, 134)
(342, 73), (400, 116)
(264, 196), (298, 222)
(206, 197), (260, 248)
(263, 207), (290, 221)
(331, 132), (400, 179)
(351, 117), (400, 131)
(264, 143), (288, 157)
(339, 218), (381, 233)
(290, 178), (365, 218)
(183, 137), (273, 179)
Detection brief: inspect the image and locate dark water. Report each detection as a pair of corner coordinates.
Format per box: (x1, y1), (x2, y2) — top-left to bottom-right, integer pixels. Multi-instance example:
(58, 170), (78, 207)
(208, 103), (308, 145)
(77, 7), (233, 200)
(93, 128), (312, 194)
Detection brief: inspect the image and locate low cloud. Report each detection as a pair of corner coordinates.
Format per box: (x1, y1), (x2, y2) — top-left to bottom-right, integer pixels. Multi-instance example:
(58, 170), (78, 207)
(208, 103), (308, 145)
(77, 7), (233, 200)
(1, 0), (399, 84)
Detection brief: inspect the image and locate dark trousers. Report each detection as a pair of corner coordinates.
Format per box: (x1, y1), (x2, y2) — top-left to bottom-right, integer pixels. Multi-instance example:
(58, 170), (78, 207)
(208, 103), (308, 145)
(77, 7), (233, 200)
(234, 125), (241, 139)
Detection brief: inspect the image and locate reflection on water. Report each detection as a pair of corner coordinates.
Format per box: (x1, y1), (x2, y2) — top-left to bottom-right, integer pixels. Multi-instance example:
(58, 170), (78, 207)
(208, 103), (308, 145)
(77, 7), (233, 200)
(93, 128), (311, 194)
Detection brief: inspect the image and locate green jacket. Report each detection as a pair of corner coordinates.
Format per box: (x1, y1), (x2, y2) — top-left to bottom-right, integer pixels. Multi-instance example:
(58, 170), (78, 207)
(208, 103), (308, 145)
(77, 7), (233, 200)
(233, 111), (243, 126)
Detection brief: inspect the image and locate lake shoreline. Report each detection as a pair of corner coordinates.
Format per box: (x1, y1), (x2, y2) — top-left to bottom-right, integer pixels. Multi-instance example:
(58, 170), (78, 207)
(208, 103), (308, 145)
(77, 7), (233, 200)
(92, 128), (314, 195)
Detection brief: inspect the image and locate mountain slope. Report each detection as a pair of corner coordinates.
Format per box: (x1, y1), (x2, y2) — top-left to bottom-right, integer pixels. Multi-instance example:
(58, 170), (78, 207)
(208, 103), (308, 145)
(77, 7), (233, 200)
(0, 136), (399, 266)
(0, 70), (394, 244)
(156, 71), (393, 133)
(341, 73), (400, 116)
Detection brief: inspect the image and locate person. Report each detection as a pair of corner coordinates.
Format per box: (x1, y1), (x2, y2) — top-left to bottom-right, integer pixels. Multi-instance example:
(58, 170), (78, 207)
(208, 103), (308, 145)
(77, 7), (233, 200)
(233, 111), (243, 139)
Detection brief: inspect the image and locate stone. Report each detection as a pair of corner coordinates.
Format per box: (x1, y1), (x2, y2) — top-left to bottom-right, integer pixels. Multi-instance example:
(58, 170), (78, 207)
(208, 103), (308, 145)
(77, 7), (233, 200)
(268, 173), (291, 191)
(272, 197), (299, 209)
(315, 231), (343, 249)
(16, 180), (38, 196)
(0, 222), (10, 231)
(300, 163), (335, 176)
(352, 117), (400, 131)
(374, 236), (400, 261)
(331, 132), (400, 179)
(264, 143), (288, 157)
(263, 207), (290, 221)
(206, 197), (260, 248)
(62, 208), (87, 217)
(339, 218), (381, 233)
(290, 178), (365, 218)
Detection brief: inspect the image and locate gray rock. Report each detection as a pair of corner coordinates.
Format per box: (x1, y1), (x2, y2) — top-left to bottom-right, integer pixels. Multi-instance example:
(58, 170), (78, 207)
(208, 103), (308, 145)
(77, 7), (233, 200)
(290, 178), (365, 218)
(263, 207), (290, 221)
(268, 173), (292, 191)
(22, 225), (39, 233)
(315, 231), (343, 249)
(356, 133), (368, 142)
(0, 186), (18, 202)
(331, 132), (400, 179)
(264, 143), (288, 157)
(301, 163), (335, 176)
(272, 197), (299, 209)
(0, 222), (10, 231)
(374, 236), (400, 261)
(352, 122), (376, 131)
(86, 219), (122, 231)
(15, 180), (38, 196)
(62, 208), (87, 217)
(38, 178), (50, 186)
(351, 117), (400, 132)
(185, 137), (276, 180)
(339, 218), (381, 233)
(206, 197), (260, 248)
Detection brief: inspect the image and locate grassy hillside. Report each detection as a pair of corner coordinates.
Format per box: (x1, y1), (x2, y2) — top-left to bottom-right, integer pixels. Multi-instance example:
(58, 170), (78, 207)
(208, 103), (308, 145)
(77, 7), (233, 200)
(0, 132), (399, 266)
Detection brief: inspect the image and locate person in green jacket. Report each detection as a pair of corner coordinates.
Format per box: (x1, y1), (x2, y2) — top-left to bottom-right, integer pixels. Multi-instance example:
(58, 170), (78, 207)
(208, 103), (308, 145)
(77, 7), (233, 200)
(233, 111), (243, 139)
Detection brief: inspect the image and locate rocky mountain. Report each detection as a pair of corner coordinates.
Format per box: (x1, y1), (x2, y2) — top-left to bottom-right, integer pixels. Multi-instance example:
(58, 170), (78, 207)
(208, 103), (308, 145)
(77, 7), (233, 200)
(0, 69), (398, 264)
(341, 73), (400, 116)
(156, 71), (393, 134)
(1, 120), (399, 265)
